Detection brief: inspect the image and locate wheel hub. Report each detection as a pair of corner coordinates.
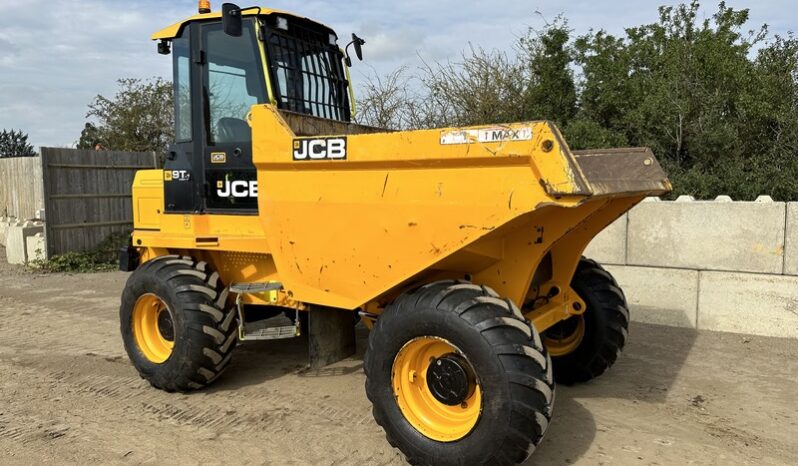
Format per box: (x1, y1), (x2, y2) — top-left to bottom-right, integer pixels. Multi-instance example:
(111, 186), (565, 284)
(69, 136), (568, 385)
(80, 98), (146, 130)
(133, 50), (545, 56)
(157, 309), (175, 342)
(544, 315), (586, 357)
(132, 293), (175, 364)
(391, 337), (483, 442)
(426, 354), (475, 406)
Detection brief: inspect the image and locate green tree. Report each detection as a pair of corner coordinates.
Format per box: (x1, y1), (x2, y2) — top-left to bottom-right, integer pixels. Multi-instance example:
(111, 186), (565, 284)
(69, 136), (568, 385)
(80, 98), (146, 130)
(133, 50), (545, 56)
(569, 1), (792, 199)
(83, 78), (174, 154)
(519, 17), (578, 126)
(356, 2), (798, 199)
(76, 123), (104, 150)
(0, 129), (36, 158)
(357, 20), (577, 130)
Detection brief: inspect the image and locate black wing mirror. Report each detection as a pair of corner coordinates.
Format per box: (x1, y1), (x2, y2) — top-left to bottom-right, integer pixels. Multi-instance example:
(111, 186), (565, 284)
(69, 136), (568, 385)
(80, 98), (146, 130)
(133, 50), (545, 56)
(222, 3), (243, 37)
(344, 34), (366, 67)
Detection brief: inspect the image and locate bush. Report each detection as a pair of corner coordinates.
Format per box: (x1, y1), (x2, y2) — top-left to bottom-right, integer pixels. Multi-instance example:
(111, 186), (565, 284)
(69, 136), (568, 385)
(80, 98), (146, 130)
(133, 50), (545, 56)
(31, 232), (129, 274)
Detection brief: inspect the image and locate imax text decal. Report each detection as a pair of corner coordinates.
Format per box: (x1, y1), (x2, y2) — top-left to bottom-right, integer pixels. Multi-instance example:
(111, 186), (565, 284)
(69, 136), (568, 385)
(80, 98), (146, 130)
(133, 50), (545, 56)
(440, 127), (533, 145)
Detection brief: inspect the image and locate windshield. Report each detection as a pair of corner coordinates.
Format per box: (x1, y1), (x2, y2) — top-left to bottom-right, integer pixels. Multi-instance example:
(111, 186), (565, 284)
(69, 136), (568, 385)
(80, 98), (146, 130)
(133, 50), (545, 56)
(265, 17), (351, 122)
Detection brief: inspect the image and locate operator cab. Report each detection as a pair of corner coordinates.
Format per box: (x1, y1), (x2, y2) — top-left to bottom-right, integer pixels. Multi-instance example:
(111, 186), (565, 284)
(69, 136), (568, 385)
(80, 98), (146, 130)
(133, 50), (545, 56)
(153, 2), (360, 215)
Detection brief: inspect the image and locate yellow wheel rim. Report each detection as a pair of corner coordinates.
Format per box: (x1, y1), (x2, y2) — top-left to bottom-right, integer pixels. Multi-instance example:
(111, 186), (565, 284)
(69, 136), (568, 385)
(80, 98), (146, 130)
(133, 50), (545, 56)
(544, 315), (586, 357)
(132, 294), (175, 364)
(392, 337), (482, 442)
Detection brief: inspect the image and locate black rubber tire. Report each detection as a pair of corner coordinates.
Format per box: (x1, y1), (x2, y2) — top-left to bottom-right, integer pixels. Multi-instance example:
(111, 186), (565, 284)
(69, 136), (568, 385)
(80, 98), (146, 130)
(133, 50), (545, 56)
(365, 280), (554, 466)
(120, 255), (238, 392)
(548, 258), (629, 385)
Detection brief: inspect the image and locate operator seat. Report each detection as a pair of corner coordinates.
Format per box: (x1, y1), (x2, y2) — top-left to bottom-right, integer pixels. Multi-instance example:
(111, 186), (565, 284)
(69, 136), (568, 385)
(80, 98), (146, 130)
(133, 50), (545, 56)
(216, 117), (251, 143)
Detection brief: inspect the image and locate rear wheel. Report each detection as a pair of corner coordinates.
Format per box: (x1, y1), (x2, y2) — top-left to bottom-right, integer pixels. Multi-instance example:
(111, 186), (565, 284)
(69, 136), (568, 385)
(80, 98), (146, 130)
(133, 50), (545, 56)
(365, 281), (554, 466)
(544, 258), (629, 385)
(120, 255), (238, 392)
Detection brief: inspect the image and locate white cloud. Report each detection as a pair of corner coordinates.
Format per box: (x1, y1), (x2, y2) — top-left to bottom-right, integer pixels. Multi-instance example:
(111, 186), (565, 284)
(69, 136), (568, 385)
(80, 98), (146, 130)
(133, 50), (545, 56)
(0, 0), (182, 147)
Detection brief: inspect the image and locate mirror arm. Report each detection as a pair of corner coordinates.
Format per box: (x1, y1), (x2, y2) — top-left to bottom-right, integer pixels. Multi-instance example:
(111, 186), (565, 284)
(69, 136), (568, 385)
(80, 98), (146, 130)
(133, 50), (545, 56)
(344, 35), (365, 67)
(344, 42), (355, 67)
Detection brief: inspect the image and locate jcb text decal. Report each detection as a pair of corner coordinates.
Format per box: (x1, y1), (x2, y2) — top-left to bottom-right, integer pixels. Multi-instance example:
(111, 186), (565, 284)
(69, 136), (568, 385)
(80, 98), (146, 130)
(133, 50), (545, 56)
(293, 137), (347, 161)
(217, 180), (258, 198)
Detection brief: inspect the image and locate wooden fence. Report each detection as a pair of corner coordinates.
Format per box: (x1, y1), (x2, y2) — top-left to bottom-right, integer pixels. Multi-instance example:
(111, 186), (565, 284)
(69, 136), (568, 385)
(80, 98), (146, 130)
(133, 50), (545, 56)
(0, 156), (44, 220)
(40, 148), (158, 257)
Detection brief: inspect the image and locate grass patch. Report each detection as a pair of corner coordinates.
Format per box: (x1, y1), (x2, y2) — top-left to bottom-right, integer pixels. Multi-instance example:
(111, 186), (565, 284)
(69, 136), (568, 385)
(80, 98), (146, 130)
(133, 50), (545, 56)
(31, 232), (130, 273)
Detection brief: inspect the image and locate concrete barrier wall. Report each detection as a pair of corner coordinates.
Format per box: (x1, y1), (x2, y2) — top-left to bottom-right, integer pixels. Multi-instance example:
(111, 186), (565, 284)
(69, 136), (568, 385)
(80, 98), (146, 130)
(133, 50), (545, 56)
(585, 197), (798, 339)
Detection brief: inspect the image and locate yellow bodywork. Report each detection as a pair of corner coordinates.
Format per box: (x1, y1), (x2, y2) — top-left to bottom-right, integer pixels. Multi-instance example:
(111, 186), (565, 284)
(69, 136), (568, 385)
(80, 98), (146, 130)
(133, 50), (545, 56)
(132, 104), (670, 332)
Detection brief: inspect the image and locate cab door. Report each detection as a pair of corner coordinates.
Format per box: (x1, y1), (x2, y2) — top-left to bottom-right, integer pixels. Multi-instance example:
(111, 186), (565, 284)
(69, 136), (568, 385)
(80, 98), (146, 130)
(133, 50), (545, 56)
(163, 28), (198, 213)
(199, 19), (268, 214)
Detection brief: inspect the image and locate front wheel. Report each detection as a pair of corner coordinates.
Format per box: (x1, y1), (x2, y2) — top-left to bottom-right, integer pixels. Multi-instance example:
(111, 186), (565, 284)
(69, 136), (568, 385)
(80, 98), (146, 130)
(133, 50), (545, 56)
(544, 258), (629, 385)
(365, 281), (554, 466)
(120, 255), (238, 392)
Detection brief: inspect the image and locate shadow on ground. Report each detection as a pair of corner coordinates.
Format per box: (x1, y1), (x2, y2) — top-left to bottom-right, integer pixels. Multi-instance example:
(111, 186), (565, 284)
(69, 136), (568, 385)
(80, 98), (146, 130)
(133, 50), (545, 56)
(531, 321), (699, 464)
(200, 317), (698, 465)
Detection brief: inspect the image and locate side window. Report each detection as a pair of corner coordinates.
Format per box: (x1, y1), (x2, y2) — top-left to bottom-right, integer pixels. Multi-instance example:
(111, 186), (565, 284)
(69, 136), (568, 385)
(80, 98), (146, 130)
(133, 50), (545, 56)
(203, 21), (267, 144)
(173, 34), (192, 142)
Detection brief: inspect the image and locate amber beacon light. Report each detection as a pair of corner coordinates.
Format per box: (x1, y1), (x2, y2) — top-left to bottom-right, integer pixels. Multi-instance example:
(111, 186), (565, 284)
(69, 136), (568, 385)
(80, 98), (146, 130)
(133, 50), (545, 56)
(199, 1), (212, 14)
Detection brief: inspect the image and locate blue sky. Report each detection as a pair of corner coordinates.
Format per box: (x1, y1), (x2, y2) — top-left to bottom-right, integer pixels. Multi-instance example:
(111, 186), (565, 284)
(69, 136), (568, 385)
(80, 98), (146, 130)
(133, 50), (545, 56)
(0, 0), (795, 148)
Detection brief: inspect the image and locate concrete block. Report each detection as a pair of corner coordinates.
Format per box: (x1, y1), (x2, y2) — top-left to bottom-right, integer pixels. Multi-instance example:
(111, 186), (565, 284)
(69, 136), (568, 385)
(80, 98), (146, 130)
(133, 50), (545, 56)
(26, 233), (45, 263)
(6, 222), (44, 265)
(584, 214), (627, 265)
(605, 265), (698, 328)
(0, 218), (9, 247)
(783, 203), (798, 276)
(698, 271), (798, 338)
(627, 199), (786, 274)
(0, 217), (18, 247)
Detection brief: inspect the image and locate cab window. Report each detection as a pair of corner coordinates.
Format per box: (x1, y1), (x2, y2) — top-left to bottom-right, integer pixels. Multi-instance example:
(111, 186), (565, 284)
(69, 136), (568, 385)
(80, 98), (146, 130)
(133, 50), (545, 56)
(202, 20), (267, 144)
(173, 32), (192, 142)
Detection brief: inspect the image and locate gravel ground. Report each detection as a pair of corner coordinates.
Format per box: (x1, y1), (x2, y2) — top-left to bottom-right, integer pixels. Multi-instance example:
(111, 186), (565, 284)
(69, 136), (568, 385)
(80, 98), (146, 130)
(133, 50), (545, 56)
(1, 246), (796, 465)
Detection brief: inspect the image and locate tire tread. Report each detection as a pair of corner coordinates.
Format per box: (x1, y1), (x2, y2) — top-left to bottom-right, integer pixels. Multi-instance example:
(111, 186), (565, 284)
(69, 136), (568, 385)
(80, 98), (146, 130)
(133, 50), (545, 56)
(365, 281), (554, 466)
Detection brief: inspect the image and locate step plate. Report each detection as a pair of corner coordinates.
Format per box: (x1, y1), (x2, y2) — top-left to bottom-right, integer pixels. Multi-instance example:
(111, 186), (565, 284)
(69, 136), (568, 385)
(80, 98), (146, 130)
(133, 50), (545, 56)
(243, 325), (298, 341)
(230, 282), (283, 294)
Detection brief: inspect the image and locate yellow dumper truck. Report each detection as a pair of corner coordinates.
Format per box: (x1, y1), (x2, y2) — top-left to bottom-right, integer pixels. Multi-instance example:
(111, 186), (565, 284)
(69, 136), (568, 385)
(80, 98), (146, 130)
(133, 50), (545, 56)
(119, 3), (671, 464)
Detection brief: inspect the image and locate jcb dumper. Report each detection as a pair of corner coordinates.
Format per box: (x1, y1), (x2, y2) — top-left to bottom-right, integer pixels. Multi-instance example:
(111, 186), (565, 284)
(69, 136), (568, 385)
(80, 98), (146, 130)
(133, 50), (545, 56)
(119, 3), (671, 465)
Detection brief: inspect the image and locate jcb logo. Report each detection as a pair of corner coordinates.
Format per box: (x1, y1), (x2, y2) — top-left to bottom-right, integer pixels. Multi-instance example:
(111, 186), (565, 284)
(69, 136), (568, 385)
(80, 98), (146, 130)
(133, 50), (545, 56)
(217, 180), (258, 198)
(293, 137), (347, 161)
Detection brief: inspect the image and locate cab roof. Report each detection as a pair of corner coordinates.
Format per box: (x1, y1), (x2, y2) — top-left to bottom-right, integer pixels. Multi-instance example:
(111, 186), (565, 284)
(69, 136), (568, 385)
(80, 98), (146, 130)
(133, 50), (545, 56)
(151, 8), (332, 41)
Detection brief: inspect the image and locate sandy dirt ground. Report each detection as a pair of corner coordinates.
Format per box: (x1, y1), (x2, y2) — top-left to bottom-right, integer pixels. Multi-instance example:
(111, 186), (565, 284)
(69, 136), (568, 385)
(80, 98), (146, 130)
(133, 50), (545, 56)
(0, 246), (796, 465)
